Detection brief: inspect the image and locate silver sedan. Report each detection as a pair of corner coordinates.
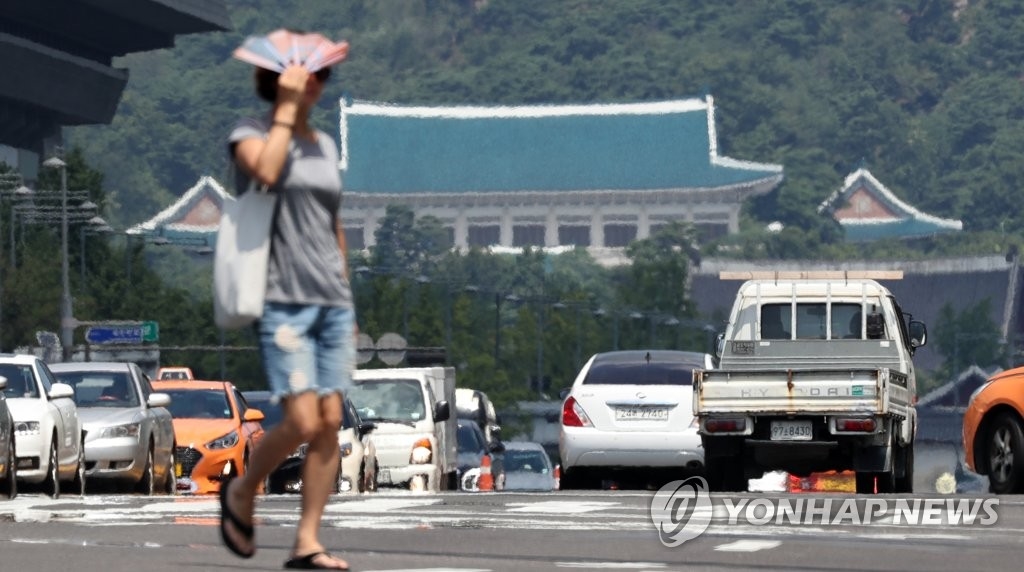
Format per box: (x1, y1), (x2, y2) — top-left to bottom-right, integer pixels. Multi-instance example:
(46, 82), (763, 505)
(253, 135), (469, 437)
(49, 362), (176, 495)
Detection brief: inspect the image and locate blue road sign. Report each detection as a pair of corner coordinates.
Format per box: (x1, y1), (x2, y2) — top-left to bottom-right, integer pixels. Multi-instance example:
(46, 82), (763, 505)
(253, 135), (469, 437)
(86, 325), (144, 345)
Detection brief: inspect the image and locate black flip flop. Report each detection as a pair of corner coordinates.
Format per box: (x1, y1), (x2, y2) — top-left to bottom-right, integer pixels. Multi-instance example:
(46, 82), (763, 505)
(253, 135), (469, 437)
(284, 551), (350, 570)
(219, 477), (255, 558)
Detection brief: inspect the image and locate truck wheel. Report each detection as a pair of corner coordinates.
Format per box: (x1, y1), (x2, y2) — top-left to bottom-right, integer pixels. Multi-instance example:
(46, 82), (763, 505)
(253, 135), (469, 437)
(894, 443), (914, 493)
(875, 466), (896, 493)
(855, 472), (876, 494)
(703, 441), (747, 492)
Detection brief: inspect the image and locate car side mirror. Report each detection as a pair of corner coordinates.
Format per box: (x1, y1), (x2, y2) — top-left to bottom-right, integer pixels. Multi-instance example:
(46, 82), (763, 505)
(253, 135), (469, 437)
(148, 392), (172, 408)
(244, 408), (265, 422)
(434, 400), (450, 422)
(357, 421), (376, 436)
(48, 382), (75, 400)
(558, 387), (570, 401)
(909, 320), (928, 348)
(714, 333), (725, 359)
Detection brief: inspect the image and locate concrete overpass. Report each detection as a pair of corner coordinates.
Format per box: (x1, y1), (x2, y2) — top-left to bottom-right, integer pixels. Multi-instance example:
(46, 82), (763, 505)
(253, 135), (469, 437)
(1, 0), (229, 158)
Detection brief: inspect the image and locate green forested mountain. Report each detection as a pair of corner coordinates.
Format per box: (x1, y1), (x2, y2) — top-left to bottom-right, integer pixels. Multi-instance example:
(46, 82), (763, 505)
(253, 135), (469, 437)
(67, 0), (1024, 252)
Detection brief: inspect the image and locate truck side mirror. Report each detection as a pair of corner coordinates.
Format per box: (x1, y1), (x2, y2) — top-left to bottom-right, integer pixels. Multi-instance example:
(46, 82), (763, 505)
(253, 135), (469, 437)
(434, 400), (451, 422)
(909, 320), (928, 348)
(357, 421), (376, 437)
(714, 333), (725, 359)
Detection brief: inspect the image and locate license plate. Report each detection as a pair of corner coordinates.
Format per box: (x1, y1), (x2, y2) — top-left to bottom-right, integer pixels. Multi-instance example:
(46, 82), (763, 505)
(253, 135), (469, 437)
(378, 468), (391, 484)
(615, 407), (669, 421)
(771, 420), (812, 441)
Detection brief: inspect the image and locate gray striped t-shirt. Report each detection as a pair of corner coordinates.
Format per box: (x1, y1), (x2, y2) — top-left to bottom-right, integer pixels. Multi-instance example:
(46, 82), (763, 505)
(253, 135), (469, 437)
(228, 116), (353, 309)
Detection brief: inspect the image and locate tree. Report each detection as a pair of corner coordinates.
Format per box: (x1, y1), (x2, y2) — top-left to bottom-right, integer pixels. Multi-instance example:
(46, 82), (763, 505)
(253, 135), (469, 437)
(932, 298), (1007, 387)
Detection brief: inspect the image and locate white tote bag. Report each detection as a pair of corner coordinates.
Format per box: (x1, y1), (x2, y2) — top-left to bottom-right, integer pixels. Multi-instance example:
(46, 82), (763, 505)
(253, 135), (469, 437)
(213, 186), (278, 329)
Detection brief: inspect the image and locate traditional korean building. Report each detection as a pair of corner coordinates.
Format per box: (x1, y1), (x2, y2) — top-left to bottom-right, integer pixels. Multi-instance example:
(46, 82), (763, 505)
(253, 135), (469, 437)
(818, 167), (963, 241)
(126, 175), (226, 247)
(336, 96), (784, 253)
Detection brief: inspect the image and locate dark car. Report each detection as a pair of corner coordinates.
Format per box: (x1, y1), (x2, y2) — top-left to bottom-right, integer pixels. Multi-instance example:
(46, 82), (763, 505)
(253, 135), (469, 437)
(456, 418), (505, 491)
(244, 391), (376, 494)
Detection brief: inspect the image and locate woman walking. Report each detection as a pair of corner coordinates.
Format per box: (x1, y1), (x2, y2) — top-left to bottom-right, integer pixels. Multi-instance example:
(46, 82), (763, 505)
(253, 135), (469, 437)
(219, 29), (356, 571)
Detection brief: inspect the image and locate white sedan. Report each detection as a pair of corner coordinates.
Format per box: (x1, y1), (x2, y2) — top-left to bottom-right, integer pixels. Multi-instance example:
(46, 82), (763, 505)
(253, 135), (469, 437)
(558, 349), (712, 489)
(0, 354), (85, 498)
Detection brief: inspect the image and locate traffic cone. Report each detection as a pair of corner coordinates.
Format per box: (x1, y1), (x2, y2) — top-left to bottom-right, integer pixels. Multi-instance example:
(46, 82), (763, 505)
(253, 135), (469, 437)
(553, 464), (561, 490)
(478, 454), (494, 492)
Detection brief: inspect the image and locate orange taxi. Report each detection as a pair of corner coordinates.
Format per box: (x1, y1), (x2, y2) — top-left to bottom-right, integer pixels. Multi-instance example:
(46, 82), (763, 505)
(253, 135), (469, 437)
(963, 366), (1024, 494)
(152, 380), (265, 494)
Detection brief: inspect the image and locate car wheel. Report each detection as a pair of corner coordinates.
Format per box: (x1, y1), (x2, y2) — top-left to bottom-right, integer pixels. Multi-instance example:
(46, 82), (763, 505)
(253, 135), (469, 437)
(357, 461), (366, 493)
(366, 459), (378, 493)
(559, 467), (586, 490)
(334, 464), (346, 493)
(2, 430), (16, 499)
(136, 446), (155, 496)
(44, 438), (59, 499)
(71, 438), (86, 497)
(987, 412), (1024, 494)
(164, 446), (177, 495)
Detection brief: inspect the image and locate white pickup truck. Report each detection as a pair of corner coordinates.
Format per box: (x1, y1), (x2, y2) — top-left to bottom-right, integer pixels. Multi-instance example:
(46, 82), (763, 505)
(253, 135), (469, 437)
(693, 272), (928, 494)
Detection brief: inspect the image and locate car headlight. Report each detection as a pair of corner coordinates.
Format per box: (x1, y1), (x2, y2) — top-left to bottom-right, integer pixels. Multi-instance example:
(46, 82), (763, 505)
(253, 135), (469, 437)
(206, 430), (240, 450)
(968, 381), (993, 405)
(100, 423), (141, 439)
(15, 421), (40, 436)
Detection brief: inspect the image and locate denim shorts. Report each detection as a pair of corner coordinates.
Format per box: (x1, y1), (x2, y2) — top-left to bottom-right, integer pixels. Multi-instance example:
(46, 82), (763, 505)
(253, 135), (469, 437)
(257, 302), (356, 402)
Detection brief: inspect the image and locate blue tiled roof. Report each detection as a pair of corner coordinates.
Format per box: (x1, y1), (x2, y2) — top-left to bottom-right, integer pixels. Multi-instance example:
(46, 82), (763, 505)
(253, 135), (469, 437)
(339, 98), (782, 194)
(843, 218), (965, 241)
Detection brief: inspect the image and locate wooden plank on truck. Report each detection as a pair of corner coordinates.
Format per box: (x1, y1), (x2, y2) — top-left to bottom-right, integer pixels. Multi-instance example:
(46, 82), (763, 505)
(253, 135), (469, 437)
(718, 270), (904, 281)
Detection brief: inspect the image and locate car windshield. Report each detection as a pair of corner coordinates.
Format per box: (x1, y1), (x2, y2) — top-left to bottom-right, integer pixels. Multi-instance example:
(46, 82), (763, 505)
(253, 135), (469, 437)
(349, 379), (425, 423)
(457, 422), (485, 454)
(503, 449), (550, 474)
(583, 353), (702, 386)
(162, 389), (233, 419)
(0, 364), (39, 398)
(54, 371), (140, 407)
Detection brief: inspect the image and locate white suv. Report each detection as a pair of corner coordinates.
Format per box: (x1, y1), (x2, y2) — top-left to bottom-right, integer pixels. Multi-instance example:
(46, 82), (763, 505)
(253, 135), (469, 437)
(0, 354), (85, 497)
(559, 350), (711, 489)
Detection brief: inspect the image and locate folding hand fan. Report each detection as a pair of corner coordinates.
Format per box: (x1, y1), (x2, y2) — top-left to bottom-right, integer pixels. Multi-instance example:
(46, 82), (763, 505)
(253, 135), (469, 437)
(232, 29), (349, 72)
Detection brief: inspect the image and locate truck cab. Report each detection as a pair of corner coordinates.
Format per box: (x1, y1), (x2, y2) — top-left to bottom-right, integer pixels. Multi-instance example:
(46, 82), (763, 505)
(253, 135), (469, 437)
(694, 271), (928, 493)
(349, 366), (458, 492)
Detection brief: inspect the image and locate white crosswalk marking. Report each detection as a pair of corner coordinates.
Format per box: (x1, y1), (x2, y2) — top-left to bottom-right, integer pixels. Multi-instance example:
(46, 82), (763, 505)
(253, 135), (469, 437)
(361, 569), (491, 572)
(714, 539), (782, 552)
(506, 501), (620, 513)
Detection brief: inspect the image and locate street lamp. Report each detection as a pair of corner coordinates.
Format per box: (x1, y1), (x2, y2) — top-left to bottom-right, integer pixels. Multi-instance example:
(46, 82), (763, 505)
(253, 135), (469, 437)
(0, 175), (35, 351)
(79, 217), (112, 289)
(42, 155), (75, 361)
